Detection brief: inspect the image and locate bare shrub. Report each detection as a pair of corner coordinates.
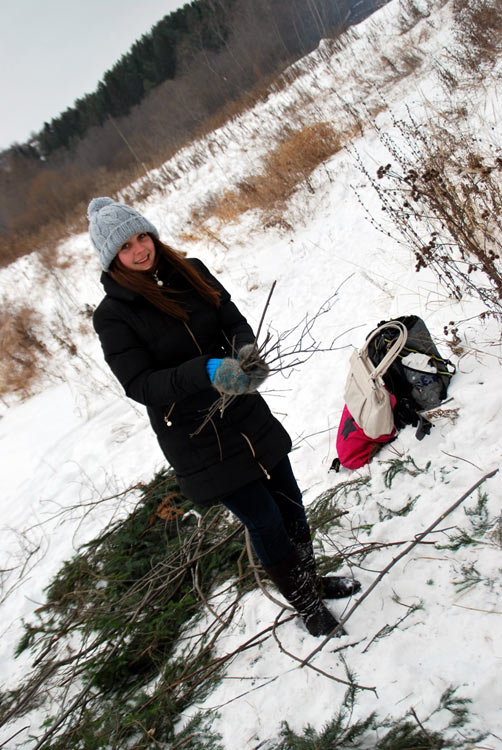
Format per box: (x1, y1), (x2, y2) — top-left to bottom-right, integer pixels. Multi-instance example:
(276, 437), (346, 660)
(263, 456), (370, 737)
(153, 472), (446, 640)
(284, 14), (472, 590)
(353, 0), (502, 320)
(193, 73), (284, 139)
(0, 160), (153, 271)
(355, 112), (502, 317)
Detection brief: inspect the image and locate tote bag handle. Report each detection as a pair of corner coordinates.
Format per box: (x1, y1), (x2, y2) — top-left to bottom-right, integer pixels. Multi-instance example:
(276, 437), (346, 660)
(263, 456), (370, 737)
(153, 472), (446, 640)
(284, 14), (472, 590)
(359, 321), (408, 381)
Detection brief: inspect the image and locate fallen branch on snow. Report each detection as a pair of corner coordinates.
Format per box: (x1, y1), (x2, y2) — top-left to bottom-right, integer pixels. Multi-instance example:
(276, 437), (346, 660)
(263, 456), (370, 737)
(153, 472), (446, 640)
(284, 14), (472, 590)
(300, 468), (499, 668)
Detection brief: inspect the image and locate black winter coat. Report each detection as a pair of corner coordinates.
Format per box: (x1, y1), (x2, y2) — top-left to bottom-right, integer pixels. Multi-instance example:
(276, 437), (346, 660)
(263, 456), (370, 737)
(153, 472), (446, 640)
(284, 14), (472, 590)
(93, 257), (292, 504)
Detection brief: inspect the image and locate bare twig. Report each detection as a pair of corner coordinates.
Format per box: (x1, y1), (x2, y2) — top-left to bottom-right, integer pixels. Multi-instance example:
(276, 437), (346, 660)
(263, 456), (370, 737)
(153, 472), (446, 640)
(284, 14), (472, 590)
(271, 609), (375, 692)
(452, 603), (502, 615)
(362, 606), (419, 654)
(0, 725), (31, 748)
(193, 279), (354, 436)
(254, 280), (277, 345)
(410, 707), (435, 745)
(440, 450), (483, 471)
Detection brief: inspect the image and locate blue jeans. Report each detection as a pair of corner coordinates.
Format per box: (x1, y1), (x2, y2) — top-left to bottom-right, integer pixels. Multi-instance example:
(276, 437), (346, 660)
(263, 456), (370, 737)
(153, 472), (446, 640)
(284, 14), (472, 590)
(220, 456), (309, 566)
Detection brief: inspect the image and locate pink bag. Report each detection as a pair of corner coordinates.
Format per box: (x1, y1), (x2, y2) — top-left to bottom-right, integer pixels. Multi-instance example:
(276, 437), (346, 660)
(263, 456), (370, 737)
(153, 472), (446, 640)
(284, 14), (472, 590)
(335, 393), (396, 470)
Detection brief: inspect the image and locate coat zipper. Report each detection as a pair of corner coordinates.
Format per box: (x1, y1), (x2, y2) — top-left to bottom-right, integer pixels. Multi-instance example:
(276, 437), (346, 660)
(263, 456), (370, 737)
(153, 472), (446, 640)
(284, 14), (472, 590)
(165, 323), (202, 428)
(164, 402), (175, 427)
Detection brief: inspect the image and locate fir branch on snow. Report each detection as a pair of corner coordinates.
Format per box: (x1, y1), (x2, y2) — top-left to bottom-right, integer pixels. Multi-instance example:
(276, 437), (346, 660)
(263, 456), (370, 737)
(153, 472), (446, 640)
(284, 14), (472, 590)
(6, 467), (377, 747)
(300, 468), (499, 668)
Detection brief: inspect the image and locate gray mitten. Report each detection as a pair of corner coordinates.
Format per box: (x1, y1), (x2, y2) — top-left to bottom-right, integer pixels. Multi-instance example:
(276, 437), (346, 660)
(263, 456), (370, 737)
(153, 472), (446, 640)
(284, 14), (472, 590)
(238, 344), (270, 389)
(212, 358), (254, 395)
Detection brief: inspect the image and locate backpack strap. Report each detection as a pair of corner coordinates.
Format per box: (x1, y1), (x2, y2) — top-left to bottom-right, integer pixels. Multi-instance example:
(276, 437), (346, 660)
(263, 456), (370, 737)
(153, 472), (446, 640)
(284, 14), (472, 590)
(360, 321), (408, 381)
(416, 414), (432, 440)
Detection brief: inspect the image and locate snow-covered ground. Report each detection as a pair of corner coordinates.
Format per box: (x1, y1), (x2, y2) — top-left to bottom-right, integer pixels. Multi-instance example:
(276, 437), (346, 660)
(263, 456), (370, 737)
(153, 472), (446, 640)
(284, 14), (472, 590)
(1, 0), (501, 746)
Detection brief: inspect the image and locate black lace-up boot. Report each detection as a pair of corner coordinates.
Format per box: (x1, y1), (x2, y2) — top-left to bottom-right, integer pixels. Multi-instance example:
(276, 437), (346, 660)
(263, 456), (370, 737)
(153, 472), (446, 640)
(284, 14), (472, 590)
(290, 525), (361, 600)
(264, 550), (345, 637)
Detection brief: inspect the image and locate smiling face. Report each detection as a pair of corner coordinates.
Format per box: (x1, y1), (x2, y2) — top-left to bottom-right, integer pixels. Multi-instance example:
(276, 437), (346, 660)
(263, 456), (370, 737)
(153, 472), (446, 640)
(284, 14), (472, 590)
(117, 232), (156, 271)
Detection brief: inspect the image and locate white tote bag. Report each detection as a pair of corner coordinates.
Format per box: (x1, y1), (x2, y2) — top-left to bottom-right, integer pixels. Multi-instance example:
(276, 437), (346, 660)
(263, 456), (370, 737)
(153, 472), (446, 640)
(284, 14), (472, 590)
(344, 321), (408, 439)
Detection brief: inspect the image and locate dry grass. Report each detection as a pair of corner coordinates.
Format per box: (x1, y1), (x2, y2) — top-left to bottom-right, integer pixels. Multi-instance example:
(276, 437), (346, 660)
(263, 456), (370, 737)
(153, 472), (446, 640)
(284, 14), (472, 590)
(0, 298), (91, 403)
(0, 305), (49, 401)
(452, 0), (502, 72)
(192, 122), (343, 226)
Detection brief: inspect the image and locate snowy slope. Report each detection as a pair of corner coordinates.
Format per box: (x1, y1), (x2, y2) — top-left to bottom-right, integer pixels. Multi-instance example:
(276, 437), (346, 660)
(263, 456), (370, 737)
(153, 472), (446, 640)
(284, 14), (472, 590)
(1, 0), (501, 746)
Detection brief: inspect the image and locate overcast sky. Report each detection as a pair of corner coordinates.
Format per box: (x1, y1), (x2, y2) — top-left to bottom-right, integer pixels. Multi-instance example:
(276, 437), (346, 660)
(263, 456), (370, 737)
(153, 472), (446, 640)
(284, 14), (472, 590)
(0, 0), (187, 151)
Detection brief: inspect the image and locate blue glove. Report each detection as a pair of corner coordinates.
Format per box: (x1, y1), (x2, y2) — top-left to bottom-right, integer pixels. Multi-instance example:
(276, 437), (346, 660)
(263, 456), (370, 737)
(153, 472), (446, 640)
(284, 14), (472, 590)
(207, 357), (253, 395)
(206, 358), (223, 382)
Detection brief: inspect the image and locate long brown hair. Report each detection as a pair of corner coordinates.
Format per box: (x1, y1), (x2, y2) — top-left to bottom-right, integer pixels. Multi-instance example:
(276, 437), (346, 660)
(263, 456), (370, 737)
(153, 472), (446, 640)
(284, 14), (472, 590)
(109, 235), (221, 320)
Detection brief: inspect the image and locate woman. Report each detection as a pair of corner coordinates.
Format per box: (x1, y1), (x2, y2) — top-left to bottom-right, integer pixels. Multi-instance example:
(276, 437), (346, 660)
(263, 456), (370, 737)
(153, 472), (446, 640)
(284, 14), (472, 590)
(90, 197), (360, 637)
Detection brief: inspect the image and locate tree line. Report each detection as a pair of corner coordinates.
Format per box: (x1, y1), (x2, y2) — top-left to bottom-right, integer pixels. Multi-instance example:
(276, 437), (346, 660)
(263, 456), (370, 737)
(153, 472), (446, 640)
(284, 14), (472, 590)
(0, 0), (384, 261)
(35, 0), (233, 157)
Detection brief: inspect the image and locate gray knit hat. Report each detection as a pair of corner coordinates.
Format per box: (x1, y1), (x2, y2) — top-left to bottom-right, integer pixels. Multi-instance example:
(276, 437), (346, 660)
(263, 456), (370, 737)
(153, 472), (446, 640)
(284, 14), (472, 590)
(88, 197), (159, 271)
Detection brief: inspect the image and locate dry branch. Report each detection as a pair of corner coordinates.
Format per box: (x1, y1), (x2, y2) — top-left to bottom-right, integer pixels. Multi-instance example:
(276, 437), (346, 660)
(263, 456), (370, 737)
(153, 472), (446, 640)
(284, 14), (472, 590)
(271, 613), (374, 693)
(192, 275), (354, 436)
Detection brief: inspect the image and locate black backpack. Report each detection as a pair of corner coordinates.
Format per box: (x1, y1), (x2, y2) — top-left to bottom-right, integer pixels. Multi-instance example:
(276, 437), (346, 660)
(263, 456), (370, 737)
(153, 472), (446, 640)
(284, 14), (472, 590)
(366, 315), (456, 440)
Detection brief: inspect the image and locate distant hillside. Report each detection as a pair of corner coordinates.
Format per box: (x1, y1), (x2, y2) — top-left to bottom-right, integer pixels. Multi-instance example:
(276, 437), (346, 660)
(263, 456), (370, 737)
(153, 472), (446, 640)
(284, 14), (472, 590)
(0, 0), (387, 265)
